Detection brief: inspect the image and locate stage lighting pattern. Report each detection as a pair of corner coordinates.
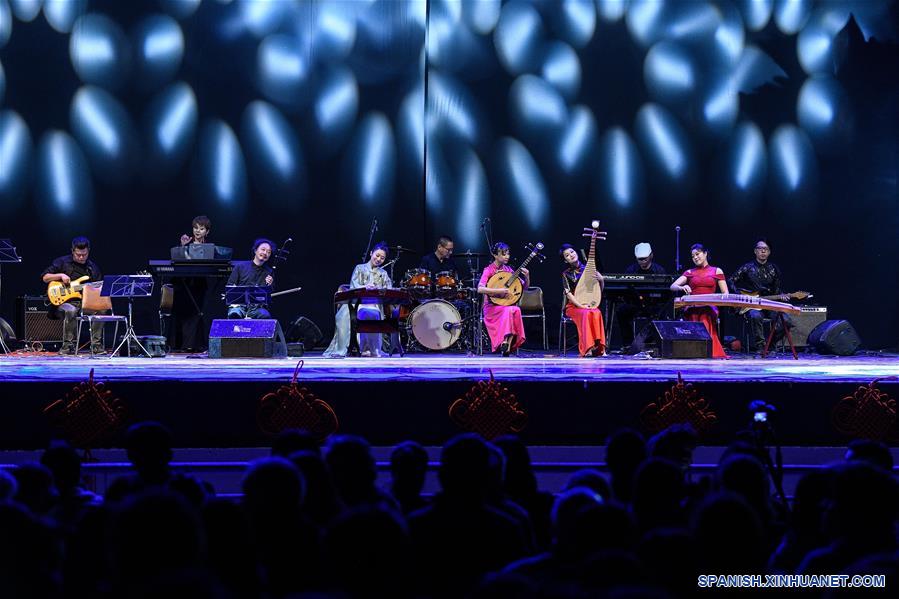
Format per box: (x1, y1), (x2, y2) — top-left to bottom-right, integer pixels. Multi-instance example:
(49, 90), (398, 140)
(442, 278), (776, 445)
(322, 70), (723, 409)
(0, 0), (894, 229)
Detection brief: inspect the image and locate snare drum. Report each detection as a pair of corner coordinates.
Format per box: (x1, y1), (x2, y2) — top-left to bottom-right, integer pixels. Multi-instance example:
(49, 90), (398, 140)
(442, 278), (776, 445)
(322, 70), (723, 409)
(409, 299), (462, 351)
(403, 268), (432, 298)
(435, 270), (462, 299)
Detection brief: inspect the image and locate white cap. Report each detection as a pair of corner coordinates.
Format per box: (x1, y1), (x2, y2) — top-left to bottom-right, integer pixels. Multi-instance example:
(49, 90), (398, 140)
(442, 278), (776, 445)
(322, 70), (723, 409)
(634, 243), (652, 259)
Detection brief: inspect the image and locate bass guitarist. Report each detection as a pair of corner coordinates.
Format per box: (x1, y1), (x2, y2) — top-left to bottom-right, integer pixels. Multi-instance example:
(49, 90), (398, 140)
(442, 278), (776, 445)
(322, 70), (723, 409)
(41, 236), (106, 356)
(728, 238), (794, 353)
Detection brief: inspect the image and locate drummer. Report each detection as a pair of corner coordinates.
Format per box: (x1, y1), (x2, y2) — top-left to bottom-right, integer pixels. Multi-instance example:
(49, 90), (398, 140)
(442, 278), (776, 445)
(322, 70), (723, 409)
(419, 235), (459, 279)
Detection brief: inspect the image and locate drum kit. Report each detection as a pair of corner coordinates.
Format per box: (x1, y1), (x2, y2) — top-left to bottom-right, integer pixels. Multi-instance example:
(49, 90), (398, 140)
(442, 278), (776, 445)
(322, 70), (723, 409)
(397, 251), (491, 353)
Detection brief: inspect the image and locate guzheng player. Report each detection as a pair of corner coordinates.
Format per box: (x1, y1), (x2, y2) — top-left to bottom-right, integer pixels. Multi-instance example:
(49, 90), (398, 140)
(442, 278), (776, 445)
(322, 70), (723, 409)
(324, 242), (394, 358)
(670, 243), (729, 359)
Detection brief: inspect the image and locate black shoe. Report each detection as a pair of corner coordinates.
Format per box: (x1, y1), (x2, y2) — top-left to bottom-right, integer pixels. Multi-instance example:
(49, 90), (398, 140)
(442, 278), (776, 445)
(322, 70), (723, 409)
(500, 335), (514, 357)
(58, 344), (75, 356)
(91, 345), (108, 356)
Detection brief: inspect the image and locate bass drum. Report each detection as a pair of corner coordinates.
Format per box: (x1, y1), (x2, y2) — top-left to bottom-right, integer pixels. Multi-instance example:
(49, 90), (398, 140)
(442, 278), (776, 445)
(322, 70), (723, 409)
(410, 299), (462, 351)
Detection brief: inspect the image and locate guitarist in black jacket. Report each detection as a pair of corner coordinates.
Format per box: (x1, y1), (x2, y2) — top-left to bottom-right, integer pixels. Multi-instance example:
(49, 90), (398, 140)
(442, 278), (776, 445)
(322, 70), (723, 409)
(728, 238), (793, 353)
(41, 236), (105, 356)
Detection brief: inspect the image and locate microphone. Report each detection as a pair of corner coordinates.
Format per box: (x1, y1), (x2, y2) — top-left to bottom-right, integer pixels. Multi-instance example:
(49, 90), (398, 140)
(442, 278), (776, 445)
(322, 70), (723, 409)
(443, 321), (463, 331)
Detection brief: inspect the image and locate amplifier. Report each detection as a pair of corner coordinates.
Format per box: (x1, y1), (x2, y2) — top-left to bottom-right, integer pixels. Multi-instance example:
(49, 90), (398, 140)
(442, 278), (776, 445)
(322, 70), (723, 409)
(791, 306), (827, 347)
(208, 319), (287, 358)
(15, 296), (64, 346)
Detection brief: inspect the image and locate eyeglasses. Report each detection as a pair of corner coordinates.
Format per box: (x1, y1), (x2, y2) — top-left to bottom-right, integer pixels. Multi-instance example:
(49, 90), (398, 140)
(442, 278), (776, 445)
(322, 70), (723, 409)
(755, 247), (770, 252)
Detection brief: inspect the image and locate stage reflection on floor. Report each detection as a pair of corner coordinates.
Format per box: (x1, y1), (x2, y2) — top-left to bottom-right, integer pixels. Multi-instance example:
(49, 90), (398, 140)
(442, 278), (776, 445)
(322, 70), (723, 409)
(0, 351), (896, 384)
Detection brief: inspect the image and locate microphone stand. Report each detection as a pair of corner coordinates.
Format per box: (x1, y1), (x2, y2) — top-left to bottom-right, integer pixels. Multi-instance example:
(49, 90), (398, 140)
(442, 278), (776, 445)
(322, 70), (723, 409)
(362, 218), (378, 263)
(481, 217), (493, 254)
(382, 258), (398, 285)
(674, 225), (682, 273)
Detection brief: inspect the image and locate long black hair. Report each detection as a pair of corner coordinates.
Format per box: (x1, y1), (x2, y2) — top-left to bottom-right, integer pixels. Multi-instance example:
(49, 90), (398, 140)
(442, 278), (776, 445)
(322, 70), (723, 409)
(372, 241), (389, 258)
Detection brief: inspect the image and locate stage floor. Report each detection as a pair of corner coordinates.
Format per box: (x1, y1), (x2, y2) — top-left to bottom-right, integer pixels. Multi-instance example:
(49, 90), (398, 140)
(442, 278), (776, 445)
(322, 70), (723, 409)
(1, 351), (897, 384)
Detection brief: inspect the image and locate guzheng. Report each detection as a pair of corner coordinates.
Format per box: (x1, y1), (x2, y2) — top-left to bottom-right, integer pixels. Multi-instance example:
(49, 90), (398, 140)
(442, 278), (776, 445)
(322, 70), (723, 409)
(674, 293), (801, 314)
(333, 287), (412, 305)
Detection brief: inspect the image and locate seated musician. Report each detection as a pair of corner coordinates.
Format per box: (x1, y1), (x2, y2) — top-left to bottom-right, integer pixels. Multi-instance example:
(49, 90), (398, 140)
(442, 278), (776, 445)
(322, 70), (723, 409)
(670, 243), (728, 359)
(41, 236), (106, 356)
(477, 242), (527, 356)
(419, 235), (459, 278)
(324, 242), (394, 358)
(728, 238), (793, 353)
(560, 244), (606, 357)
(618, 242), (668, 348)
(173, 215), (212, 351)
(227, 238), (275, 319)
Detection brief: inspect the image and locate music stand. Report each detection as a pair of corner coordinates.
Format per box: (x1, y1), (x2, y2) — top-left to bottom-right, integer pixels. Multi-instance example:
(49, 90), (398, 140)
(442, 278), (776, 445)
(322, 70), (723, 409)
(104, 275), (155, 357)
(0, 240), (22, 355)
(224, 285), (271, 309)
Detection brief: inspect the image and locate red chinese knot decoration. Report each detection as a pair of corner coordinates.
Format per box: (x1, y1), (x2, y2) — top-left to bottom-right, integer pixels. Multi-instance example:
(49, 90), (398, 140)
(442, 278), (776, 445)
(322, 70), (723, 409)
(257, 360), (339, 441)
(641, 372), (717, 435)
(832, 378), (898, 442)
(449, 370), (527, 440)
(43, 368), (127, 448)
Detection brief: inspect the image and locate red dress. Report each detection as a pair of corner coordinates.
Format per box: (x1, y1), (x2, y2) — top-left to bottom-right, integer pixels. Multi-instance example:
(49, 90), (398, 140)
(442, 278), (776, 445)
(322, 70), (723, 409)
(562, 267), (606, 356)
(682, 266), (727, 358)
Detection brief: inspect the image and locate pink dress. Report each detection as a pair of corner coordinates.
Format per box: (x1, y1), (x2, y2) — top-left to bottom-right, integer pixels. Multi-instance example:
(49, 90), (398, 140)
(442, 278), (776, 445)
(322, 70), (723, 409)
(479, 263), (526, 352)
(682, 265), (727, 358)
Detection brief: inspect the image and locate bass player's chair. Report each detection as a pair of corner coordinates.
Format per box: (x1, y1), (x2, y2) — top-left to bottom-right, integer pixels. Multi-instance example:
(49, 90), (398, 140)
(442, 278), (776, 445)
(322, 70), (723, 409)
(75, 285), (126, 357)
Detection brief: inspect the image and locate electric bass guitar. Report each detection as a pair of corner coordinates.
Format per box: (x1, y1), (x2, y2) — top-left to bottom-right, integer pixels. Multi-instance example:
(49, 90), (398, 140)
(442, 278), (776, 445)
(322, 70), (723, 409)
(736, 290), (811, 314)
(487, 243), (544, 306)
(573, 220), (607, 309)
(47, 276), (101, 306)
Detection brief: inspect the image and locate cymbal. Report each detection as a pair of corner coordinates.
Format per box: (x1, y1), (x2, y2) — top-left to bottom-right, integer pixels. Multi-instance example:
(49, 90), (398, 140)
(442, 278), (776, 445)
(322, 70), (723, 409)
(388, 245), (418, 253)
(455, 250), (490, 257)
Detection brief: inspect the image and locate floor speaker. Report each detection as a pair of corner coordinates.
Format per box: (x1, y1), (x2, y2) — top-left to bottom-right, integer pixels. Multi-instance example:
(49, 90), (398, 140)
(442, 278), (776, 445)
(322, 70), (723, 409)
(791, 306), (827, 347)
(285, 316), (323, 348)
(0, 317), (15, 346)
(208, 319), (287, 358)
(807, 320), (861, 356)
(632, 320), (712, 358)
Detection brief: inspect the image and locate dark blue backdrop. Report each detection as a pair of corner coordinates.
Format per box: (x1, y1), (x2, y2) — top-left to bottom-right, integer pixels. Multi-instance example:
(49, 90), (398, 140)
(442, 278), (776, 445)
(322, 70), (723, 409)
(1, 0), (896, 348)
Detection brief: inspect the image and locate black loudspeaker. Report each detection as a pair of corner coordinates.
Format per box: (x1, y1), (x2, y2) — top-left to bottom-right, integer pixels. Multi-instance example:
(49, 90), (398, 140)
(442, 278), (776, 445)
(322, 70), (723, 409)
(284, 316), (323, 348)
(15, 296), (64, 346)
(632, 320), (712, 359)
(807, 320), (861, 356)
(208, 319), (287, 358)
(791, 306), (827, 347)
(0, 317), (15, 345)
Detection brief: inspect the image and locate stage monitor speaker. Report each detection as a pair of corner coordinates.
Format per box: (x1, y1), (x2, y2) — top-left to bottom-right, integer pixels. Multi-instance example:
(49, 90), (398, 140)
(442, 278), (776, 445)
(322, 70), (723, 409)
(15, 296), (64, 346)
(208, 319), (287, 358)
(807, 320), (861, 356)
(791, 306), (827, 347)
(285, 316), (323, 348)
(0, 317), (15, 345)
(632, 320), (712, 359)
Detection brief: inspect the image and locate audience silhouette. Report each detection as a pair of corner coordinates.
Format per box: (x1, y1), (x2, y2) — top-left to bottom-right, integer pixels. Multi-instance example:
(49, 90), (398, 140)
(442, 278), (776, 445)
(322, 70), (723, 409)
(0, 421), (894, 598)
